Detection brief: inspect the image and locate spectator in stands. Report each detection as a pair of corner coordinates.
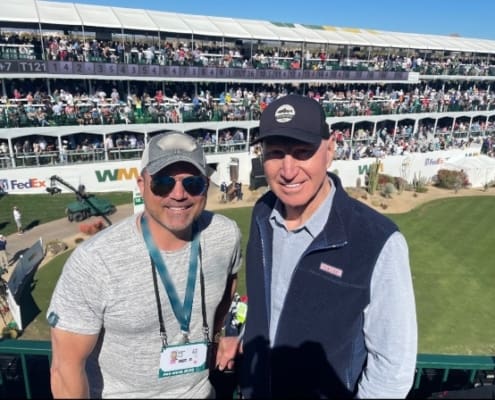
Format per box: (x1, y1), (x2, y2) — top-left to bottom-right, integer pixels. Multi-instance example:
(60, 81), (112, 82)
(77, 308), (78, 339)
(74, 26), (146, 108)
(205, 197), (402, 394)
(143, 45), (154, 64)
(110, 88), (120, 104)
(233, 129), (244, 143)
(35, 108), (49, 127)
(22, 139), (31, 154)
(154, 89), (164, 104)
(237, 95), (417, 398)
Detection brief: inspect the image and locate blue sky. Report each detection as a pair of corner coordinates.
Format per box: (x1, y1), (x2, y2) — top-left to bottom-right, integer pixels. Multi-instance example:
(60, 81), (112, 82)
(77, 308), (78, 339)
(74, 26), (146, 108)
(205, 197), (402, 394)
(50, 0), (495, 40)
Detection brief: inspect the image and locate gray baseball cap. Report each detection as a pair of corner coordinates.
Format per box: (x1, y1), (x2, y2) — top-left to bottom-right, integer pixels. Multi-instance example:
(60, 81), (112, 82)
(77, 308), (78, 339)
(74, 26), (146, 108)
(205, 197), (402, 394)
(140, 132), (207, 176)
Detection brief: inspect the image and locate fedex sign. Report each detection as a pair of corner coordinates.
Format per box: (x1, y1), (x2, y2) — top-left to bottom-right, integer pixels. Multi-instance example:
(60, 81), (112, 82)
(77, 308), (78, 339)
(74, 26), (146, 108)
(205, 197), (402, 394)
(5, 178), (47, 190)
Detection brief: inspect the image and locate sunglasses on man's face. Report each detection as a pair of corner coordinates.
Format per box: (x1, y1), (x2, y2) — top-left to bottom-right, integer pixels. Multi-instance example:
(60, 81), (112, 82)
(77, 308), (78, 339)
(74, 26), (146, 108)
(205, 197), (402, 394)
(150, 175), (208, 197)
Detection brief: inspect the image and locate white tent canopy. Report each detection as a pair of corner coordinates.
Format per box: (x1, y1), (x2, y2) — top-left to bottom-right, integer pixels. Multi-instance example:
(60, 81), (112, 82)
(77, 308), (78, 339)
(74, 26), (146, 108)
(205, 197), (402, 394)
(442, 155), (495, 188)
(110, 6), (156, 32)
(36, 1), (81, 26)
(1, 0), (495, 54)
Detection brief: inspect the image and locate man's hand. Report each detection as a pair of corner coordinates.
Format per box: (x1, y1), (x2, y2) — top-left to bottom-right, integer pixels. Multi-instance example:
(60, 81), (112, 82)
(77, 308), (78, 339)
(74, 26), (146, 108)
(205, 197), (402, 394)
(215, 336), (242, 372)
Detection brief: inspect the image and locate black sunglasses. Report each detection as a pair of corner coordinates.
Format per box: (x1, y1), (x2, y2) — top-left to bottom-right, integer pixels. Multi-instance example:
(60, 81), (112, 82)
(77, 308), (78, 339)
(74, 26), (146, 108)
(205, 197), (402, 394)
(150, 175), (208, 197)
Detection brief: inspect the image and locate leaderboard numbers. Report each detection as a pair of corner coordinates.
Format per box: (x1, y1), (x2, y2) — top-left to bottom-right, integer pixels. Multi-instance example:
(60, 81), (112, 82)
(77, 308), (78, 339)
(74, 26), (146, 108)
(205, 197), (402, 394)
(0, 61), (12, 72)
(127, 65), (139, 75)
(47, 61), (72, 74)
(105, 64), (116, 75)
(0, 60), (409, 81)
(73, 62), (95, 75)
(150, 66), (159, 76)
(95, 63), (105, 74)
(18, 62), (47, 73)
(95, 63), (120, 75)
(138, 65), (159, 76)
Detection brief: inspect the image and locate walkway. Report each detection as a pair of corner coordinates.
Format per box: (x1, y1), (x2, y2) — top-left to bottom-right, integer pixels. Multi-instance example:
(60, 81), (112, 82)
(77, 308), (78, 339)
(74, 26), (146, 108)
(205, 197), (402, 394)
(1, 204), (134, 283)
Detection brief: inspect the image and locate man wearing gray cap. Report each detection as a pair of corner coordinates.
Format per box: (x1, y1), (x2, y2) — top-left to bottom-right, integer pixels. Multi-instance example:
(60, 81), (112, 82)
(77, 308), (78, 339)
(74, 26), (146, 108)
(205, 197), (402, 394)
(47, 131), (242, 398)
(238, 95), (417, 398)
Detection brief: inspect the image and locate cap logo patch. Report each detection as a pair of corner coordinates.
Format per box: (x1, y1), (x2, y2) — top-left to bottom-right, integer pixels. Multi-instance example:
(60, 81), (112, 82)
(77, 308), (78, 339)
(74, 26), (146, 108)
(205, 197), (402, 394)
(157, 133), (197, 152)
(274, 104), (296, 123)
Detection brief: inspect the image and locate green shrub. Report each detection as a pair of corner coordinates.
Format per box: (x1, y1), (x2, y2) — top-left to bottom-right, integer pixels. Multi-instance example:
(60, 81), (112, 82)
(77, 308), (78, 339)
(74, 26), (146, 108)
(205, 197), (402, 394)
(436, 169), (470, 189)
(412, 173), (429, 193)
(382, 182), (396, 198)
(415, 185), (429, 193)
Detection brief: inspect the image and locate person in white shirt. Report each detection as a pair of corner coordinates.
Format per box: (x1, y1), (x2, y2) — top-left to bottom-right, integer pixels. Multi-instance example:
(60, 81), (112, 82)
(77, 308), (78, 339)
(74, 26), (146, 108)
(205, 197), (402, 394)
(13, 206), (23, 234)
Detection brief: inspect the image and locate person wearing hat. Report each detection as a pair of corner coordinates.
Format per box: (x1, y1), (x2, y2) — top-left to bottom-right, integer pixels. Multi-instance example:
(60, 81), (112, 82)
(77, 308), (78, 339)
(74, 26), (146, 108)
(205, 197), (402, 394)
(47, 131), (242, 398)
(0, 234), (8, 273)
(237, 95), (417, 398)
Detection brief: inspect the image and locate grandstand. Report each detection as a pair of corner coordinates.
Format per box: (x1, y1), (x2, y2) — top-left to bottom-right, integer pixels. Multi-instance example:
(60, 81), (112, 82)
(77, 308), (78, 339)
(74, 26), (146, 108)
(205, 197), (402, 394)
(0, 1), (494, 397)
(0, 0), (495, 189)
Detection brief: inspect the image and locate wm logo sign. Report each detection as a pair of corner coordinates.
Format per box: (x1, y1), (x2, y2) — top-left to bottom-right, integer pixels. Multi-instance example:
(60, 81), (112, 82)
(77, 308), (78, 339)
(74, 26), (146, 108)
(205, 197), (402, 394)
(95, 168), (139, 182)
(358, 163), (384, 175)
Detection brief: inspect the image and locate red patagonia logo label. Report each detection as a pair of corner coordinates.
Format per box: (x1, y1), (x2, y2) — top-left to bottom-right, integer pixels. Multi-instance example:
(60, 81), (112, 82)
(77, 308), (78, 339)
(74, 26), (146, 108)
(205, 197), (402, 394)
(319, 262), (343, 278)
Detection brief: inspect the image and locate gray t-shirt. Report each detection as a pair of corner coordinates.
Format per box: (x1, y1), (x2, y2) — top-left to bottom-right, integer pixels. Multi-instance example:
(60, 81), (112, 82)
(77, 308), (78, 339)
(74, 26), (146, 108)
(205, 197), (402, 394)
(47, 211), (242, 398)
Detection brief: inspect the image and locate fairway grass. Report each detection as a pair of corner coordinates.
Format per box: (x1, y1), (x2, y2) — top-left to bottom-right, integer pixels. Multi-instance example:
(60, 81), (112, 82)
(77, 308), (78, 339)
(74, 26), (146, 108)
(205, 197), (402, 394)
(18, 197), (495, 355)
(390, 196), (495, 355)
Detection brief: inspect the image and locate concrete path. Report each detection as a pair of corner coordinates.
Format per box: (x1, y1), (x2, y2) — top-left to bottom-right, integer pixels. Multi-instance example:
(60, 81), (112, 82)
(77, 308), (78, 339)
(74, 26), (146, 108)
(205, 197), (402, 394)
(1, 203), (134, 282)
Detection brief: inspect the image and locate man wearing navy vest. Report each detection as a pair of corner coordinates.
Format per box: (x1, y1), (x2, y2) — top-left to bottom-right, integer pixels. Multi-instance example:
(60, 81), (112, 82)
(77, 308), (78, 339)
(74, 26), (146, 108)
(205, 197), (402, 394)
(239, 94), (417, 398)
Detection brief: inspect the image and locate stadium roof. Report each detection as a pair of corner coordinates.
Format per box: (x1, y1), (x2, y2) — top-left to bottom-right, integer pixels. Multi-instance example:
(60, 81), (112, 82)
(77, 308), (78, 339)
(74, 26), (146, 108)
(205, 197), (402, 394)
(2, 0), (495, 54)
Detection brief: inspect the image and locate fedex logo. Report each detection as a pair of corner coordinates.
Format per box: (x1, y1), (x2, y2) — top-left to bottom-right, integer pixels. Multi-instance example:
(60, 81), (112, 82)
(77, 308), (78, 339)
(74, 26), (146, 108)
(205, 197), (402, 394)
(9, 178), (46, 190)
(425, 158), (445, 166)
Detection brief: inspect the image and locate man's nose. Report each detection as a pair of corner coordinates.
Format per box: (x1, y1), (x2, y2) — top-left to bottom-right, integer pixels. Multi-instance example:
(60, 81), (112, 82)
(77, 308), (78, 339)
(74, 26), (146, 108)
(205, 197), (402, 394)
(169, 179), (187, 198)
(280, 154), (298, 178)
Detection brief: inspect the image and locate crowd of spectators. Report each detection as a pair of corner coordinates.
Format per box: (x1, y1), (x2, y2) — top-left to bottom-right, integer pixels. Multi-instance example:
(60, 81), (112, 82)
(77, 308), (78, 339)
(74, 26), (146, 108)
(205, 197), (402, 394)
(2, 80), (495, 131)
(2, 32), (495, 77)
(332, 126), (493, 161)
(2, 37), (495, 169)
(1, 123), (492, 171)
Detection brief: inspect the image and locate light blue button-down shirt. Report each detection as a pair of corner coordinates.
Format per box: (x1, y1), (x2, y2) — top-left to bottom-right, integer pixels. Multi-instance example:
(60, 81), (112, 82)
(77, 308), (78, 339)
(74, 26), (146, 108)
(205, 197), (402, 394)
(268, 177), (417, 398)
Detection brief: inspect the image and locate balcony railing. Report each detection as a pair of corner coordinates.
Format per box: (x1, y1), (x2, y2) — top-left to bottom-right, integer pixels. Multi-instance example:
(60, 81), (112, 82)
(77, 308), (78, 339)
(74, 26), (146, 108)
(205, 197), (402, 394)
(0, 339), (51, 398)
(0, 339), (493, 398)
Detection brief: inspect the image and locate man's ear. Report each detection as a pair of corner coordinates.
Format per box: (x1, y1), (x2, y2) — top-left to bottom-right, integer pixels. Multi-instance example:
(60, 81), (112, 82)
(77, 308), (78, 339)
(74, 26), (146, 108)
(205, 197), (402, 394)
(326, 135), (336, 168)
(204, 177), (210, 195)
(137, 174), (145, 196)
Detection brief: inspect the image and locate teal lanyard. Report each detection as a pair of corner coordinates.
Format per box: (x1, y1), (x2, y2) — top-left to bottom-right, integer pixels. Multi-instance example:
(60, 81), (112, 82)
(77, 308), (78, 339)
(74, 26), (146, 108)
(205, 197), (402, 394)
(141, 214), (200, 339)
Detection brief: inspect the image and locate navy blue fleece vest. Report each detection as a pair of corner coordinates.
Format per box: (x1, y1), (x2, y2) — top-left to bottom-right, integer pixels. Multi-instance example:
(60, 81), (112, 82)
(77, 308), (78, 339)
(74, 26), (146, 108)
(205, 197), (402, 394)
(240, 173), (398, 399)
